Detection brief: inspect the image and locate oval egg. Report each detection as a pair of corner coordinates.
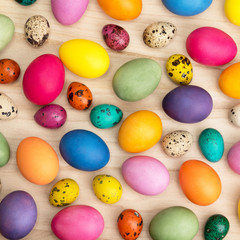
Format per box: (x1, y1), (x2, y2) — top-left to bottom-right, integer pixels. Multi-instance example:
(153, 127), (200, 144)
(229, 103), (240, 127)
(0, 93), (18, 120)
(227, 141), (240, 174)
(0, 59), (20, 84)
(0, 14), (14, 51)
(225, 0), (240, 26)
(15, 0), (37, 6)
(0, 132), (10, 167)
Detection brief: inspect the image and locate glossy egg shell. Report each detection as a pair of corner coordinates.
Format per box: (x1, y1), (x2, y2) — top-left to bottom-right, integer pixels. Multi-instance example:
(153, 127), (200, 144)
(15, 0), (37, 6)
(227, 141), (240, 174)
(0, 59), (20, 84)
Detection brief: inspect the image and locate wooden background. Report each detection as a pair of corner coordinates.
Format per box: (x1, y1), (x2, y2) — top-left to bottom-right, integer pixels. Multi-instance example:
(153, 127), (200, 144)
(1, 0), (240, 239)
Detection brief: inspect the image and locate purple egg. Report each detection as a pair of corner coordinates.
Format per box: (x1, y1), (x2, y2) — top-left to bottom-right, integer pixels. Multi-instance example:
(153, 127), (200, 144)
(102, 24), (130, 51)
(162, 85), (213, 123)
(34, 104), (67, 129)
(0, 191), (37, 239)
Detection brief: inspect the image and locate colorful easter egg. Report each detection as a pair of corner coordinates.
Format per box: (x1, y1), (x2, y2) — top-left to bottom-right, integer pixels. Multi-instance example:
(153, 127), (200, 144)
(0, 59), (20, 84)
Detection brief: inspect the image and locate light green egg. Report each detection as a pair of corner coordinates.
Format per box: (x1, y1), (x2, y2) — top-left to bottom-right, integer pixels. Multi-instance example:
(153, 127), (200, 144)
(0, 132), (10, 167)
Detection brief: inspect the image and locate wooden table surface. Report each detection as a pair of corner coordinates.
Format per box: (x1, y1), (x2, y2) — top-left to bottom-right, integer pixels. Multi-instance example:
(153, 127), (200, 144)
(1, 0), (240, 239)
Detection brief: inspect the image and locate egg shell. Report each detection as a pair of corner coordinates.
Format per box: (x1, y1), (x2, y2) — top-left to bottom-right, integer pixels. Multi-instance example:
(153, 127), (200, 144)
(149, 206), (199, 240)
(227, 141), (240, 174)
(143, 22), (176, 48)
(51, 0), (89, 25)
(59, 39), (110, 79)
(199, 128), (224, 162)
(179, 160), (222, 206)
(102, 24), (130, 51)
(16, 137), (59, 185)
(0, 14), (14, 51)
(225, 0), (240, 26)
(162, 85), (213, 123)
(92, 175), (122, 204)
(229, 103), (240, 127)
(0, 59), (20, 84)
(15, 0), (37, 6)
(161, 0), (212, 16)
(113, 58), (161, 102)
(59, 129), (110, 171)
(51, 205), (104, 240)
(122, 156), (169, 196)
(90, 104), (123, 129)
(23, 54), (65, 105)
(0, 191), (37, 240)
(0, 92), (18, 120)
(186, 27), (237, 66)
(117, 209), (143, 240)
(0, 132), (10, 167)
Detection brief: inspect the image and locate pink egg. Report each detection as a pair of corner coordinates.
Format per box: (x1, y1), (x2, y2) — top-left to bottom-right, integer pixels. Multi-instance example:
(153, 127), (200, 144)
(227, 141), (240, 174)
(122, 156), (169, 196)
(186, 27), (237, 66)
(23, 54), (65, 105)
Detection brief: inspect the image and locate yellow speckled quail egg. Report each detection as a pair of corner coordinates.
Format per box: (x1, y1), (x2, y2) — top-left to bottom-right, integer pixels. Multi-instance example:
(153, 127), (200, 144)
(49, 178), (79, 207)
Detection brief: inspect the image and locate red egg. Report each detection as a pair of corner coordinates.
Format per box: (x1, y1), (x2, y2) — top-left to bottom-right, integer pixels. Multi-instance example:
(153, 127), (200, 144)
(0, 59), (20, 84)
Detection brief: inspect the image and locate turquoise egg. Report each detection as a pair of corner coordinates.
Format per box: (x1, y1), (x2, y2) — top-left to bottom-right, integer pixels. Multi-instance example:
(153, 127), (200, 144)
(199, 128), (224, 162)
(90, 104), (123, 129)
(15, 0), (37, 6)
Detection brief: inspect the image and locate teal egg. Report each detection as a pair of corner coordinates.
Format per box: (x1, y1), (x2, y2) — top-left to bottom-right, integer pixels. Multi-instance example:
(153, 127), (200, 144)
(15, 0), (37, 6)
(0, 132), (10, 167)
(90, 104), (123, 129)
(199, 128), (224, 162)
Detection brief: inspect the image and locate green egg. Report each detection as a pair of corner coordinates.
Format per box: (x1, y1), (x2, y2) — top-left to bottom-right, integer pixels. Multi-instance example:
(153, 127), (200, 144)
(15, 0), (37, 6)
(0, 132), (10, 167)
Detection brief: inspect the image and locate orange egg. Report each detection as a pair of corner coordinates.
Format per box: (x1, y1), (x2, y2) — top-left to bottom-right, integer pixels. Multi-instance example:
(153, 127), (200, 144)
(97, 0), (142, 20)
(118, 110), (162, 153)
(16, 137), (59, 185)
(179, 160), (221, 206)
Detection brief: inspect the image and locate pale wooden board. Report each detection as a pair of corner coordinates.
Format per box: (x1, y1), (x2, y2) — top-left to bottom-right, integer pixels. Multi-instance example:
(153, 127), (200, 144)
(0, 0), (240, 239)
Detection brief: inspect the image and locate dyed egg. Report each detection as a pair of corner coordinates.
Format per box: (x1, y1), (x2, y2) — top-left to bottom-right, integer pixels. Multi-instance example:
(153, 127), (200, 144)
(113, 58), (161, 101)
(204, 214), (229, 240)
(0, 93), (18, 120)
(51, 205), (104, 240)
(97, 0), (142, 20)
(225, 0), (240, 26)
(143, 22), (176, 48)
(117, 209), (143, 240)
(60, 129), (110, 171)
(186, 27), (237, 66)
(23, 54), (65, 105)
(149, 206), (199, 240)
(0, 132), (10, 167)
(227, 141), (240, 174)
(0, 59), (20, 84)
(162, 130), (193, 158)
(229, 103), (240, 127)
(199, 128), (224, 162)
(166, 54), (193, 85)
(15, 0), (37, 6)
(179, 160), (221, 206)
(92, 175), (122, 204)
(0, 14), (14, 51)
(59, 39), (110, 78)
(16, 137), (59, 185)
(162, 85), (213, 123)
(122, 156), (169, 195)
(51, 0), (89, 25)
(49, 178), (79, 207)
(90, 104), (123, 129)
(161, 0), (212, 16)
(102, 24), (130, 51)
(118, 110), (162, 153)
(67, 82), (92, 110)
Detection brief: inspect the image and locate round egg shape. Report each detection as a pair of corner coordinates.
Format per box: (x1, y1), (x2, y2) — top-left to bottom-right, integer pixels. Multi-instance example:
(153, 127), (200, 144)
(93, 175), (122, 204)
(51, 0), (89, 25)
(229, 103), (240, 127)
(23, 54), (65, 105)
(199, 128), (224, 162)
(122, 156), (169, 196)
(0, 59), (20, 84)
(51, 205), (104, 240)
(166, 54), (193, 85)
(97, 0), (142, 20)
(225, 0), (240, 26)
(186, 27), (237, 66)
(179, 160), (222, 206)
(59, 129), (110, 171)
(162, 85), (213, 123)
(0, 93), (18, 120)
(227, 141), (240, 174)
(0, 191), (37, 240)
(59, 39), (110, 79)
(0, 132), (10, 167)
(117, 209), (143, 240)
(15, 0), (37, 6)
(49, 178), (79, 207)
(90, 104), (123, 129)
(67, 82), (92, 110)
(149, 206), (199, 240)
(102, 24), (130, 51)
(16, 137), (59, 185)
(113, 58), (161, 102)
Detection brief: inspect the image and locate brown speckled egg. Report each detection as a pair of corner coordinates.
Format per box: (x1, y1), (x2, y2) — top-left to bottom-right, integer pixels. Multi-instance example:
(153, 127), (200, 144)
(67, 82), (92, 110)
(0, 59), (20, 84)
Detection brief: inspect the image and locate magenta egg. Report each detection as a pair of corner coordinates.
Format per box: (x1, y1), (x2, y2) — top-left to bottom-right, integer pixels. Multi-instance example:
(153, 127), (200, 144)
(227, 141), (240, 174)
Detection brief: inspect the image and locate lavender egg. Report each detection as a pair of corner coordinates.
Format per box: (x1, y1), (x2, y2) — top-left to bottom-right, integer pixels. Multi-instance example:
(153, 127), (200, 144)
(34, 104), (67, 129)
(102, 24), (130, 51)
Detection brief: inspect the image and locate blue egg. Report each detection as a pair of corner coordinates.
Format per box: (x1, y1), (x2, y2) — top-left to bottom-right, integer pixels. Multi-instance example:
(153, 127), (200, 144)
(59, 129), (110, 171)
(161, 0), (213, 16)
(199, 128), (224, 162)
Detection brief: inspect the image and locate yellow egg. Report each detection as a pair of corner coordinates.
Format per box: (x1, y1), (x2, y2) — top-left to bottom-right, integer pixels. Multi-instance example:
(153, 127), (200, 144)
(49, 178), (79, 207)
(59, 39), (110, 78)
(92, 175), (122, 204)
(225, 0), (240, 26)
